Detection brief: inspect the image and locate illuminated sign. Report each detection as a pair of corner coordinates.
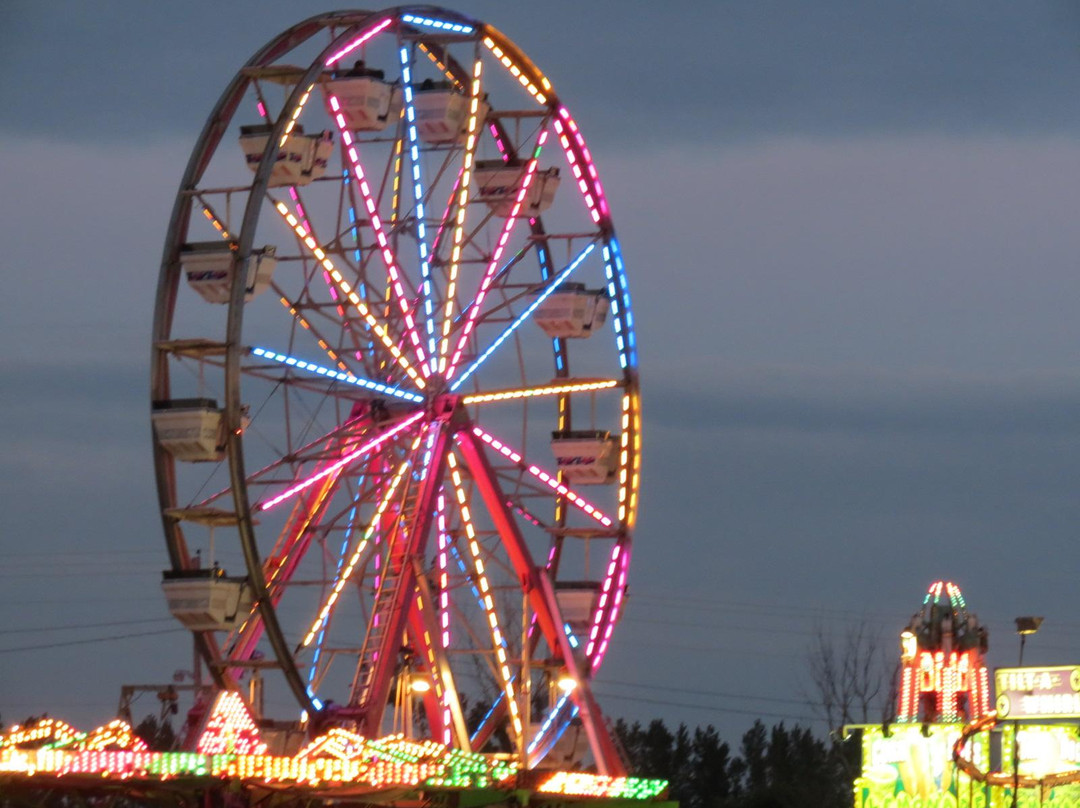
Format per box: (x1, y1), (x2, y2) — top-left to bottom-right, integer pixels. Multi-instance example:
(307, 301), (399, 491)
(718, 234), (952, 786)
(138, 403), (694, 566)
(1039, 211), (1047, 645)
(1003, 725), (1080, 778)
(854, 724), (988, 808)
(996, 666), (1080, 719)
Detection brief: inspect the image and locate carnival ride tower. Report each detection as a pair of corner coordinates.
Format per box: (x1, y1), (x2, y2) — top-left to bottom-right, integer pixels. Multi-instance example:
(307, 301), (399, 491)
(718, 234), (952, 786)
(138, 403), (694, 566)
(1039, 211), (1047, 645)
(896, 580), (991, 723)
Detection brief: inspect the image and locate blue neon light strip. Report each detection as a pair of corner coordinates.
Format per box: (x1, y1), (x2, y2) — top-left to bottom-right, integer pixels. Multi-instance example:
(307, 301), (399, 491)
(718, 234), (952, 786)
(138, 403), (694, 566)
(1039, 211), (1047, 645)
(602, 237), (637, 370)
(449, 243), (596, 391)
(251, 348), (424, 402)
(527, 692), (578, 756)
(399, 47), (438, 373)
(307, 477), (367, 693)
(401, 14), (474, 34)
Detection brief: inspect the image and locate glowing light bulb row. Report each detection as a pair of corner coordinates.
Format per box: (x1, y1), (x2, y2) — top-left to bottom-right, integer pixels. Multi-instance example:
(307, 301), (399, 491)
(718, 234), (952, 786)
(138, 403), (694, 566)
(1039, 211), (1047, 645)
(260, 412), (424, 512)
(410, 591), (452, 745)
(448, 243), (596, 391)
(446, 130), (550, 379)
(401, 14), (474, 34)
(437, 57), (485, 373)
(592, 544), (629, 668)
(201, 206), (231, 239)
(325, 18), (392, 67)
(276, 202), (425, 388)
(469, 426), (614, 528)
(617, 392), (641, 526)
(552, 106), (608, 223)
(482, 37), (550, 105)
(328, 96), (429, 372)
(446, 452), (522, 738)
(436, 492), (451, 649)
(197, 692), (267, 756)
(399, 47), (439, 366)
(537, 771), (668, 800)
(250, 347), (424, 402)
(299, 432), (425, 648)
(279, 83), (315, 147)
(462, 379), (617, 405)
(585, 543), (622, 660)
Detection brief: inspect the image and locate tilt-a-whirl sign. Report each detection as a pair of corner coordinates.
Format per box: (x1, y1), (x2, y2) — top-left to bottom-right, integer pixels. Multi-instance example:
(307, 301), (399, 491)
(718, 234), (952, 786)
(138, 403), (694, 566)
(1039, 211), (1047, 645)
(996, 666), (1080, 720)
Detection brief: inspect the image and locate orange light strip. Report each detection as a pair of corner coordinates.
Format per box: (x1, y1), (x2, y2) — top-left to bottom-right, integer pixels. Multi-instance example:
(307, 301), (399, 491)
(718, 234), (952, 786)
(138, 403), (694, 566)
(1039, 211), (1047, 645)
(463, 379), (618, 405)
(436, 57), (485, 374)
(275, 202), (425, 389)
(482, 37), (549, 105)
(299, 432), (426, 649)
(446, 451), (522, 738)
(278, 297), (349, 372)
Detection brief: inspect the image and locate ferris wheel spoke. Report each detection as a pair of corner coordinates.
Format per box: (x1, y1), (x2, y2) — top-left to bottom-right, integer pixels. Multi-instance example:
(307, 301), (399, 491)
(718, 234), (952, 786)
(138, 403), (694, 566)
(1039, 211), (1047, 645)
(447, 242), (596, 390)
(298, 430), (426, 654)
(247, 347), (424, 403)
(327, 93), (429, 374)
(258, 411), (425, 512)
(445, 451), (523, 742)
(398, 46), (441, 367)
(435, 55), (485, 375)
(225, 422), (384, 668)
(275, 201), (427, 390)
(469, 425), (614, 528)
(462, 378), (618, 405)
(445, 129), (551, 379)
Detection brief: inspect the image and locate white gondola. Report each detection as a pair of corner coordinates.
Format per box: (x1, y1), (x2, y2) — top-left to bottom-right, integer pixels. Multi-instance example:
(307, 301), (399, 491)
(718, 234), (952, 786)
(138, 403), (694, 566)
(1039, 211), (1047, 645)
(181, 242), (277, 304)
(533, 283), (608, 338)
(550, 430), (617, 484)
(161, 569), (253, 631)
(238, 123), (334, 186)
(323, 62), (402, 131)
(555, 581), (601, 632)
(152, 398), (226, 462)
(474, 160), (560, 218)
(412, 81), (490, 143)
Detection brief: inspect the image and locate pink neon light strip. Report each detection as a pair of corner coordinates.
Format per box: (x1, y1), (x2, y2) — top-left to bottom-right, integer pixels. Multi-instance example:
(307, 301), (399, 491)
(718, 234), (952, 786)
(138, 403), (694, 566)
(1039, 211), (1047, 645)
(436, 492), (451, 649)
(299, 433), (425, 648)
(469, 427), (613, 528)
(259, 413), (424, 511)
(325, 18), (392, 67)
(585, 543), (621, 659)
(552, 107), (608, 224)
(446, 451), (521, 735)
(328, 95), (429, 372)
(591, 545), (629, 667)
(446, 130), (550, 379)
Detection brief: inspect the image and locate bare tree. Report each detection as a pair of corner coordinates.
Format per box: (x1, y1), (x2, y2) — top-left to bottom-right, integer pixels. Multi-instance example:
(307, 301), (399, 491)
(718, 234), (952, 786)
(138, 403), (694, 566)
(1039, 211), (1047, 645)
(805, 618), (891, 734)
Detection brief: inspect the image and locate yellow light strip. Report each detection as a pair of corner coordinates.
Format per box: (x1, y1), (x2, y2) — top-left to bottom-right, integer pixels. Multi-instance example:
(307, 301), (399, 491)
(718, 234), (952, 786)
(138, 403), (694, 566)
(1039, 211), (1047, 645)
(482, 38), (548, 105)
(299, 432), (425, 649)
(617, 393), (641, 527)
(463, 379), (617, 405)
(436, 57), (484, 374)
(275, 202), (425, 389)
(446, 451), (522, 738)
(279, 84), (315, 147)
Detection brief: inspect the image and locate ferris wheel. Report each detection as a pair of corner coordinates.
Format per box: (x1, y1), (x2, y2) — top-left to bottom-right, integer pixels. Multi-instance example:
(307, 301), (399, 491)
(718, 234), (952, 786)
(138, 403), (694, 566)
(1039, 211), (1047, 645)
(151, 7), (639, 773)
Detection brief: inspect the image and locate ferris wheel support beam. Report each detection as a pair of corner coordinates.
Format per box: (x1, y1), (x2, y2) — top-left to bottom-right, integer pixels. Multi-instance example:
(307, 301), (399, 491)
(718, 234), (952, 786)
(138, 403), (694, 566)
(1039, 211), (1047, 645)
(452, 427), (625, 775)
(355, 423), (452, 737)
(407, 563), (473, 749)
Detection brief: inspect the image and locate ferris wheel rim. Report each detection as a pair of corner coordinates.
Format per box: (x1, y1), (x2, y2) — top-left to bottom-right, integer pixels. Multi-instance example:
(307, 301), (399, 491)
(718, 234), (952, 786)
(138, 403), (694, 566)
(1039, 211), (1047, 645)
(151, 6), (639, 771)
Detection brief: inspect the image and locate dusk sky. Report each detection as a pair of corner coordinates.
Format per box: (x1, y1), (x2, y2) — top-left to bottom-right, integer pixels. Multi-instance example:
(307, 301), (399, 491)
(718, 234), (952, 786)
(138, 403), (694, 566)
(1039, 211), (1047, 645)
(3, 1), (1080, 743)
